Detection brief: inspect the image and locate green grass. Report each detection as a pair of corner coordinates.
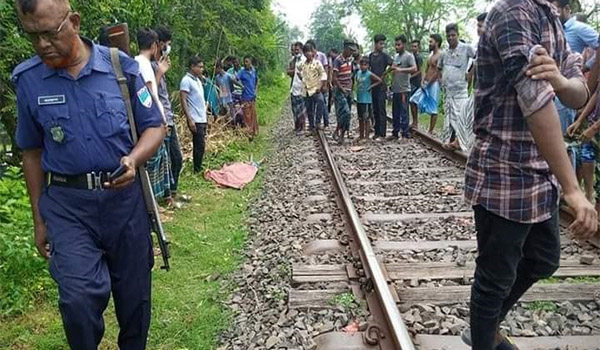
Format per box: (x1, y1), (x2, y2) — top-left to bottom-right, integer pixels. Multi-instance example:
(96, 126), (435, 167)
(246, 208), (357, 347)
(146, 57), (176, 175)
(541, 276), (600, 284)
(0, 73), (289, 350)
(526, 301), (558, 312)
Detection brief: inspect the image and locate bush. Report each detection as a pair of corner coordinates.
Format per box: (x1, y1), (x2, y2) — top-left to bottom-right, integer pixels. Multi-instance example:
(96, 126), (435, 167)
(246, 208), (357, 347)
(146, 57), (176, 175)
(0, 167), (53, 316)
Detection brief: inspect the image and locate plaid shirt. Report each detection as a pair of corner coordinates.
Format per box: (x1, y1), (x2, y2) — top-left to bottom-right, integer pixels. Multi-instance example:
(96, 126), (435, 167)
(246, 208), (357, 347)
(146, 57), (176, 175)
(465, 0), (586, 223)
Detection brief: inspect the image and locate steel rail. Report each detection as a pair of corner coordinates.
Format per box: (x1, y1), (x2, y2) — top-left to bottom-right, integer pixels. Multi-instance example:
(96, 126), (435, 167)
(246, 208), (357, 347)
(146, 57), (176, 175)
(317, 129), (415, 350)
(410, 126), (599, 246)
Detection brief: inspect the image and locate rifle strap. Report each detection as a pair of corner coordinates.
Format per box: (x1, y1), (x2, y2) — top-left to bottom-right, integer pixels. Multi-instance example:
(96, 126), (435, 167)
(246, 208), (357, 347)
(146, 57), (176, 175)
(109, 47), (139, 145)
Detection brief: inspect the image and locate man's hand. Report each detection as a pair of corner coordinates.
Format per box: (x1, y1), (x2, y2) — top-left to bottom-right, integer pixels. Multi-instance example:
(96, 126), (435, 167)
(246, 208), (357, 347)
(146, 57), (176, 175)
(563, 190), (598, 240)
(158, 55), (171, 75)
(105, 156), (137, 189)
(188, 119), (197, 134)
(34, 222), (50, 259)
(567, 119), (582, 137)
(579, 127), (597, 143)
(526, 46), (568, 92)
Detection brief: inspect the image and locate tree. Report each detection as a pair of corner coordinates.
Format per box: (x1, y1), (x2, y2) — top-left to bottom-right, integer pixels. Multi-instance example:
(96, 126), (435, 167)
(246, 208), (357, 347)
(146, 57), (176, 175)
(348, 0), (476, 47)
(308, 0), (349, 53)
(0, 0), (294, 164)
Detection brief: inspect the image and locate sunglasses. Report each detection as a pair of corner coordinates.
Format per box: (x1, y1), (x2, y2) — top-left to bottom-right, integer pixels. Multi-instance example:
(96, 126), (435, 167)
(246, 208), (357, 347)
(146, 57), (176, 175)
(22, 11), (72, 43)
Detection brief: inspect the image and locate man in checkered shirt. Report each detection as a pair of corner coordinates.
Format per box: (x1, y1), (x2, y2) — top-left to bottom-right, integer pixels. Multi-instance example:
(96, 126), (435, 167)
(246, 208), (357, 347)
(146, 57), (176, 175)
(463, 0), (597, 348)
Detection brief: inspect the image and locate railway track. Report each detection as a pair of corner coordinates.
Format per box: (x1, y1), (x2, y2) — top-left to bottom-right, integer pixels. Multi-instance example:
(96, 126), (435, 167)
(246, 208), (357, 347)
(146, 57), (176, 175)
(290, 126), (600, 350)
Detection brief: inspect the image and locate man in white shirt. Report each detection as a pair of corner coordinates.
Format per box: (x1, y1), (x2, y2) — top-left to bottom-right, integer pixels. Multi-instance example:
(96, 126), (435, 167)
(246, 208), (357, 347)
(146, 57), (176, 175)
(135, 28), (165, 120)
(287, 41), (307, 136)
(180, 56), (208, 172)
(135, 28), (172, 202)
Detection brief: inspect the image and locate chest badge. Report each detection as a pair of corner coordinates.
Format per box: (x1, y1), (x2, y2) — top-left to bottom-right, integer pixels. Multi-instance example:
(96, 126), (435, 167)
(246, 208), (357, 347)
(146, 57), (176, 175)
(50, 125), (65, 143)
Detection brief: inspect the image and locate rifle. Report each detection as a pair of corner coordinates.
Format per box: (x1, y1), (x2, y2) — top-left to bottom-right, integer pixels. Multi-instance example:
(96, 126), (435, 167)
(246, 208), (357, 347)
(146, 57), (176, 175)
(109, 47), (171, 271)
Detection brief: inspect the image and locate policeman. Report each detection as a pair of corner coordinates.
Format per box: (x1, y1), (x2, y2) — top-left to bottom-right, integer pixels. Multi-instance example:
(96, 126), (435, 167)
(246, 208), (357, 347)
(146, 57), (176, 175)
(13, 0), (165, 349)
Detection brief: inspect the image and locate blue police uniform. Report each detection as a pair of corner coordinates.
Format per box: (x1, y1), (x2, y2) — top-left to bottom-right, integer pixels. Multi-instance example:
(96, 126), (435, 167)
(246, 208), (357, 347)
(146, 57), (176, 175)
(13, 38), (164, 350)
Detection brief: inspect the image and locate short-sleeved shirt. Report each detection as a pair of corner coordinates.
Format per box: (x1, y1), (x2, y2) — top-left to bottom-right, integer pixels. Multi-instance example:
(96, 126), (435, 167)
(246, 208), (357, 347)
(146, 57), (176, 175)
(290, 55), (306, 96)
(563, 17), (600, 54)
(13, 39), (164, 174)
(316, 51), (329, 70)
(215, 72), (234, 105)
(439, 42), (476, 95)
(333, 55), (353, 91)
(410, 53), (424, 88)
(369, 51), (393, 90)
(203, 77), (220, 114)
(392, 51), (416, 93)
(297, 59), (327, 96)
(465, 0), (586, 224)
(135, 55), (164, 117)
(180, 72), (207, 123)
(356, 70), (373, 104)
(237, 67), (258, 102)
(152, 62), (174, 125)
(228, 67), (243, 97)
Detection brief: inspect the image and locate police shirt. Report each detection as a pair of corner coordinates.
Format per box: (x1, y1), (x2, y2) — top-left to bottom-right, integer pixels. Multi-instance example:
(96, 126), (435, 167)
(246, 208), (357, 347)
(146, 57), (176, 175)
(13, 38), (164, 175)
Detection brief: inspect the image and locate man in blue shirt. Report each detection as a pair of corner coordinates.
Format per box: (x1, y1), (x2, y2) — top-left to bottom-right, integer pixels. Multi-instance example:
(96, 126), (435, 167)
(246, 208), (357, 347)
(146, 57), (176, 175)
(13, 0), (165, 348)
(553, 0), (599, 55)
(552, 0), (599, 164)
(237, 56), (259, 140)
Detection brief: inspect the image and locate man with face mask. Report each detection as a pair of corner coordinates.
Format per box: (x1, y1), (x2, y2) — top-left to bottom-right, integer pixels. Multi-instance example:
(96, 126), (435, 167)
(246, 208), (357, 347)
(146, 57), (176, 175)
(153, 26), (183, 205)
(135, 28), (173, 203)
(12, 0), (165, 348)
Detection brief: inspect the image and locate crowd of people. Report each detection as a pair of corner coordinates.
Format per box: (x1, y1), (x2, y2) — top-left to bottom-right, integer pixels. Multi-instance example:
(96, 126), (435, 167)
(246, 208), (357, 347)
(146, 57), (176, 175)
(287, 24), (482, 147)
(288, 1), (600, 349)
(109, 27), (261, 208)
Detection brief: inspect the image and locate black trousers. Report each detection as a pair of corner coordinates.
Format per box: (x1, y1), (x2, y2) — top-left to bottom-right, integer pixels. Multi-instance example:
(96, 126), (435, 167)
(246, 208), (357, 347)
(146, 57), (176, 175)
(372, 87), (387, 137)
(470, 205), (560, 350)
(192, 123), (207, 173)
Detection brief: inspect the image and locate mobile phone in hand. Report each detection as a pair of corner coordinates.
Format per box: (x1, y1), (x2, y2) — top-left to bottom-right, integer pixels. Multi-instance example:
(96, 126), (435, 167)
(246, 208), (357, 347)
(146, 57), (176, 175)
(109, 164), (127, 182)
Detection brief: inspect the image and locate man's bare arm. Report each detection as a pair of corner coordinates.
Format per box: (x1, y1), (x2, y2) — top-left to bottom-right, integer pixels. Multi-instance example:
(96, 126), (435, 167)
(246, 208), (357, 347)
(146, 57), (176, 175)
(527, 101), (597, 238)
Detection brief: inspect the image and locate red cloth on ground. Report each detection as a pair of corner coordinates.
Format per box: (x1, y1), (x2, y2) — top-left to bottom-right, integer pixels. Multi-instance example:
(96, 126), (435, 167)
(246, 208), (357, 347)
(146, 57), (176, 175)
(204, 162), (258, 189)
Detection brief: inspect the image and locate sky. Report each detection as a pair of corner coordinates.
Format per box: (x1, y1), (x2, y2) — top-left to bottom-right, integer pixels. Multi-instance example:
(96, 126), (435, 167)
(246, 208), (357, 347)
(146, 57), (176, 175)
(271, 0), (369, 46)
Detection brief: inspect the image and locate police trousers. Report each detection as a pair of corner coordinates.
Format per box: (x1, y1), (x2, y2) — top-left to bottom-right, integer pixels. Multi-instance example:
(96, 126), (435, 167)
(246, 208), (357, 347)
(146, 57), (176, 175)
(470, 206), (560, 350)
(39, 179), (153, 350)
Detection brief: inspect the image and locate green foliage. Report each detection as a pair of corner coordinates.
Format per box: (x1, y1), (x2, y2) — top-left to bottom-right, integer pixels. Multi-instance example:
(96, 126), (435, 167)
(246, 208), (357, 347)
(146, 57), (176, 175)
(0, 68), (290, 350)
(0, 0), (292, 161)
(526, 301), (558, 312)
(0, 167), (53, 316)
(330, 292), (360, 315)
(309, 0), (353, 52)
(351, 0), (476, 48)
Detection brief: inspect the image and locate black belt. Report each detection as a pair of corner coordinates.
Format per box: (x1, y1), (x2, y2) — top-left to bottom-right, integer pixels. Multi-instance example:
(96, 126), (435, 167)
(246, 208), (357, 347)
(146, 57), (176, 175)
(46, 171), (114, 191)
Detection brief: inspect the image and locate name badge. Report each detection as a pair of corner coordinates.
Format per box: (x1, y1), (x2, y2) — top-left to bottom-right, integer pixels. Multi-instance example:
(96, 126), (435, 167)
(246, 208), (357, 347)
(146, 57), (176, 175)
(38, 95), (66, 106)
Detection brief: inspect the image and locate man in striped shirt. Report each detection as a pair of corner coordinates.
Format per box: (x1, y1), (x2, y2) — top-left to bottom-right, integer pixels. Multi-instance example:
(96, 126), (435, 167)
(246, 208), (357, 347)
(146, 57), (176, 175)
(332, 39), (358, 145)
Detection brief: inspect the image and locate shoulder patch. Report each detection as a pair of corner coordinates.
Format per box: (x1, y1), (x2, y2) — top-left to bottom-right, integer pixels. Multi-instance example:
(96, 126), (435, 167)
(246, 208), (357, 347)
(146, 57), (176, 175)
(11, 56), (43, 84)
(137, 86), (153, 108)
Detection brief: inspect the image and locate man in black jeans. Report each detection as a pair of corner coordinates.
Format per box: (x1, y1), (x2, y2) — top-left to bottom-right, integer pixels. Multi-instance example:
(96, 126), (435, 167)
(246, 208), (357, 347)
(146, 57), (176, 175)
(369, 34), (393, 141)
(464, 0), (597, 349)
(180, 56), (208, 172)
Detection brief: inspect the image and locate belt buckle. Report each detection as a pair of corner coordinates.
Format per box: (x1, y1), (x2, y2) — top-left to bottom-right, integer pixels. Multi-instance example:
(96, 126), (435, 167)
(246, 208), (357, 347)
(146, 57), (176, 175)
(90, 171), (105, 191)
